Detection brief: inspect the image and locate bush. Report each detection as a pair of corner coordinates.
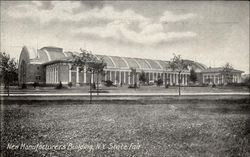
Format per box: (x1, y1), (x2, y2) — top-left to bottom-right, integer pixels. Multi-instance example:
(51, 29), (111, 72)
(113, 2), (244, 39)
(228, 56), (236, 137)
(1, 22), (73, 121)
(156, 79), (163, 86)
(33, 82), (39, 88)
(128, 84), (135, 88)
(212, 84), (216, 88)
(92, 83), (96, 89)
(104, 80), (114, 87)
(128, 83), (138, 88)
(55, 81), (63, 89)
(165, 84), (169, 88)
(21, 83), (27, 89)
(68, 82), (73, 88)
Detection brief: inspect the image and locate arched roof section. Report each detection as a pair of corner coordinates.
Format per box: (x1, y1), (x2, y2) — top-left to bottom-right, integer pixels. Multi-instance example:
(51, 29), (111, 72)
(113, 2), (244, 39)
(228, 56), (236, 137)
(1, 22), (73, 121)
(110, 56), (128, 68)
(134, 58), (151, 69)
(64, 51), (74, 57)
(96, 55), (115, 68)
(41, 47), (65, 61)
(145, 59), (161, 70)
(24, 46), (38, 59)
(196, 62), (207, 70)
(183, 60), (207, 71)
(37, 50), (49, 62)
(157, 60), (169, 69)
(123, 57), (140, 69)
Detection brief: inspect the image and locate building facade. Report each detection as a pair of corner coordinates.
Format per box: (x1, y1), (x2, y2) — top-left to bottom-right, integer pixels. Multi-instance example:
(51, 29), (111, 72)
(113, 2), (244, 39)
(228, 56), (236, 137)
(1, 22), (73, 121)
(18, 46), (243, 87)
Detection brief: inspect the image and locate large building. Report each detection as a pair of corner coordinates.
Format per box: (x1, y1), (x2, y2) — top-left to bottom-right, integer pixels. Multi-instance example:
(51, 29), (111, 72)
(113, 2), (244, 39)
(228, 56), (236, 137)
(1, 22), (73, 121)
(18, 46), (243, 86)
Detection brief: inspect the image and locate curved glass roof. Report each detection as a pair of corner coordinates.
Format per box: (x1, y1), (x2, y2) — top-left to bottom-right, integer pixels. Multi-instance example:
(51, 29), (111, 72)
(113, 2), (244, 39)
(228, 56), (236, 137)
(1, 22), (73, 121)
(157, 60), (169, 69)
(111, 56), (128, 68)
(123, 58), (140, 69)
(134, 58), (151, 69)
(38, 50), (49, 62)
(22, 46), (206, 71)
(145, 59), (162, 69)
(96, 55), (115, 68)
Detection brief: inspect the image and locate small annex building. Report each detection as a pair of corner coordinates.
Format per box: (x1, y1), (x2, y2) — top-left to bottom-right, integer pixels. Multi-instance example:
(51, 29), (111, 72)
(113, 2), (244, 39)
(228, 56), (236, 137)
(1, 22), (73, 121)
(199, 67), (243, 85)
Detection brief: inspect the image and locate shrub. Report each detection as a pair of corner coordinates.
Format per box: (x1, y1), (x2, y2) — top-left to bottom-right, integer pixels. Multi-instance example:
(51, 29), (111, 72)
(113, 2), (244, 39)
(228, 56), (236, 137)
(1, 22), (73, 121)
(68, 82), (73, 88)
(128, 83), (138, 88)
(21, 83), (27, 89)
(33, 82), (39, 88)
(105, 80), (113, 87)
(156, 79), (163, 86)
(128, 84), (135, 88)
(165, 84), (169, 88)
(92, 83), (96, 89)
(55, 81), (63, 89)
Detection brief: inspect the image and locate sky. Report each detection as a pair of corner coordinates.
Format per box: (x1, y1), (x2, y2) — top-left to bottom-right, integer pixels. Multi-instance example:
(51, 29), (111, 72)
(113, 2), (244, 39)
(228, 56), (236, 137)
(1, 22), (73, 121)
(1, 1), (249, 74)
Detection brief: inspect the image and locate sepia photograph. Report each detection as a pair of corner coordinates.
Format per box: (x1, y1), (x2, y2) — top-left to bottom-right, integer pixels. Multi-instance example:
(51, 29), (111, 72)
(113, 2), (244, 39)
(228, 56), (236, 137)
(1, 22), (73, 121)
(0, 1), (249, 156)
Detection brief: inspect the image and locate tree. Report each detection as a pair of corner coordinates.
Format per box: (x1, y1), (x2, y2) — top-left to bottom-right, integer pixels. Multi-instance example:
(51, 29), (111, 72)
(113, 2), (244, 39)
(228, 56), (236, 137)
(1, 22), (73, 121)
(169, 54), (188, 96)
(139, 71), (147, 85)
(72, 49), (107, 103)
(0, 52), (18, 96)
(222, 62), (233, 84)
(130, 68), (138, 88)
(190, 67), (197, 83)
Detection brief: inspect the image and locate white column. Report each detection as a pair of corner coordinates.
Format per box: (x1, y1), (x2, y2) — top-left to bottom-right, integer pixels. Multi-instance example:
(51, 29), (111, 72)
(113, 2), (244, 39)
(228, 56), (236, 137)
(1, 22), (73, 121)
(104, 70), (107, 81)
(181, 74), (185, 85)
(91, 73), (94, 83)
(213, 75), (216, 84)
(173, 73), (175, 84)
(56, 66), (58, 83)
(54, 67), (56, 83)
(76, 67), (79, 84)
(83, 66), (86, 83)
(185, 74), (188, 85)
(163, 73), (165, 85)
(132, 73), (135, 84)
(48, 67), (50, 83)
(114, 71), (117, 84)
(51, 67), (53, 83)
(177, 73), (179, 85)
(123, 71), (126, 84)
(46, 68), (48, 83)
(169, 73), (172, 85)
(52, 67), (54, 83)
(128, 72), (131, 84)
(166, 73), (170, 84)
(69, 64), (72, 82)
(109, 71), (112, 81)
(47, 67), (49, 83)
(119, 71), (121, 84)
(49, 67), (51, 83)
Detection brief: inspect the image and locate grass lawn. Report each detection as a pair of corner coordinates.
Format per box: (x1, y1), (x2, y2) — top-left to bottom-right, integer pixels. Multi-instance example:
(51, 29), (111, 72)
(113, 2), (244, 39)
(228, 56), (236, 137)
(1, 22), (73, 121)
(1, 100), (250, 156)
